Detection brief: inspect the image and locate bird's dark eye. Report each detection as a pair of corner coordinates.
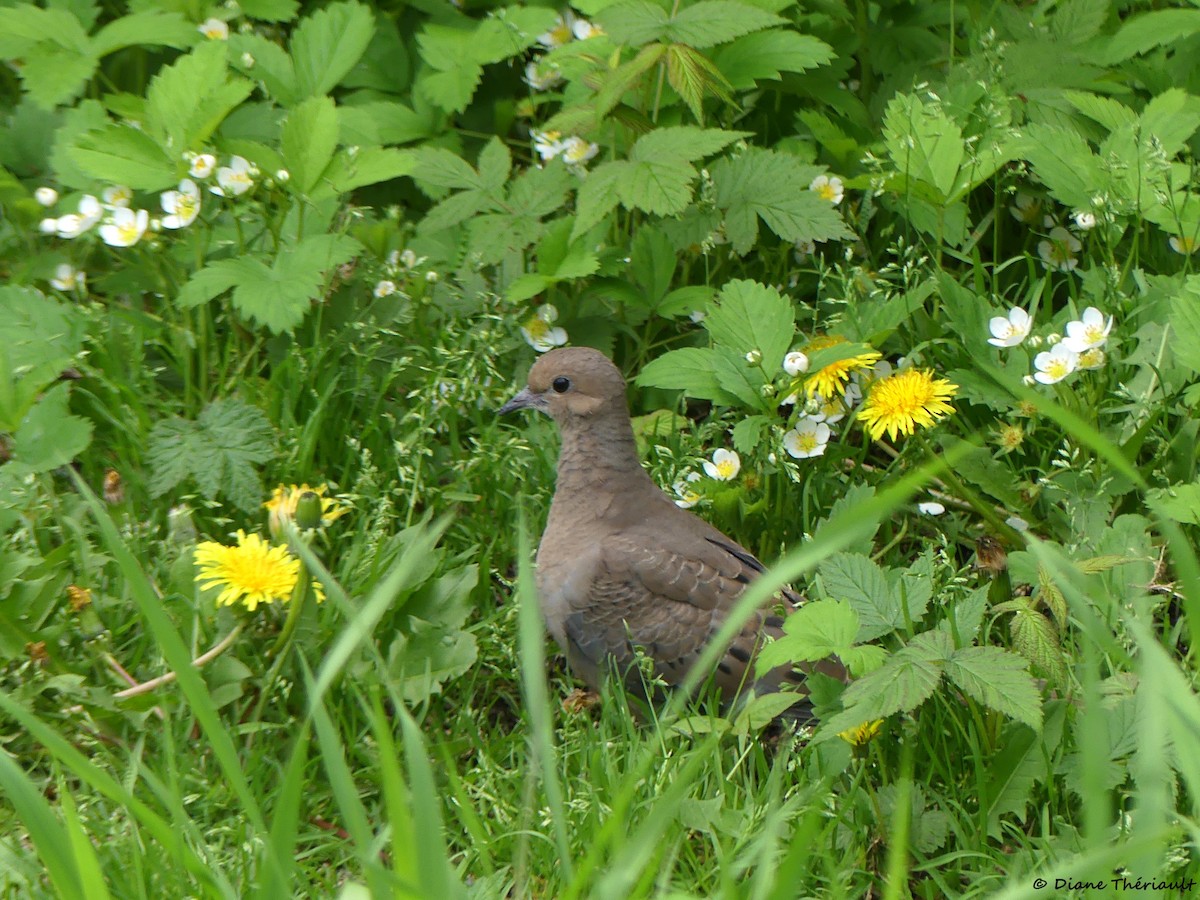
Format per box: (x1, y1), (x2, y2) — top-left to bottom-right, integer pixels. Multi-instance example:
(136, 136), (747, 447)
(552, 376), (571, 393)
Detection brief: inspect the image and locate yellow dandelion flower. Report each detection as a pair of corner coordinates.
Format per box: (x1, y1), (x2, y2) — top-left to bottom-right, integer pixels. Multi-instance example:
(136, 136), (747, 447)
(801, 335), (883, 400)
(857, 369), (958, 441)
(838, 719), (883, 746)
(265, 483), (348, 538)
(194, 530), (324, 611)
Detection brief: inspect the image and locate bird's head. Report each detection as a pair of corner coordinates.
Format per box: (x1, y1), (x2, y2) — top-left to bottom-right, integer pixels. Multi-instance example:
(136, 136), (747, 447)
(499, 347), (628, 422)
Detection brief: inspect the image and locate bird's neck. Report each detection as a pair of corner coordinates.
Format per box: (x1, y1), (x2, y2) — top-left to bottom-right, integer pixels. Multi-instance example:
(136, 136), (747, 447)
(553, 414), (655, 504)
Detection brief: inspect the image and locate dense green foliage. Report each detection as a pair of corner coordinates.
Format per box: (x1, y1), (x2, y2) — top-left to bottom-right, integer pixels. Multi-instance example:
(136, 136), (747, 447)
(2, 0), (1200, 896)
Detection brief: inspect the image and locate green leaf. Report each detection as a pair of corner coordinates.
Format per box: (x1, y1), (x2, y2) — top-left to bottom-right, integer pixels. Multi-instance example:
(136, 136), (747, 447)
(1098, 9), (1200, 64)
(703, 279), (794, 372)
(711, 347), (769, 409)
(631, 126), (748, 163)
(1171, 279), (1200, 375)
(1009, 607), (1066, 687)
(666, 43), (731, 121)
(337, 101), (435, 147)
(228, 33), (297, 104)
(757, 600), (865, 672)
(0, 286), (86, 430)
(291, 0), (376, 100)
(572, 161), (625, 237)
(618, 160), (697, 216)
(635, 347), (744, 405)
(731, 414), (770, 456)
(1019, 123), (1105, 211)
(1147, 482), (1200, 525)
(146, 399), (275, 511)
(9, 384), (92, 475)
(712, 29), (834, 90)
(69, 124), (178, 190)
(666, 1), (784, 49)
(239, 0), (300, 21)
(146, 41), (253, 157)
(174, 264), (242, 310)
(18, 45), (97, 109)
(944, 646), (1042, 730)
(597, 0), (782, 49)
(282, 95), (339, 194)
(411, 147), (483, 193)
(319, 147), (416, 197)
(818, 553), (901, 642)
(882, 92), (964, 202)
(90, 11), (195, 56)
(711, 148), (850, 255)
(816, 630), (950, 740)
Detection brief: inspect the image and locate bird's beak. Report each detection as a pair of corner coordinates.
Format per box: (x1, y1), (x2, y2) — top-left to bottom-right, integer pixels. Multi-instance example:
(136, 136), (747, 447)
(498, 386), (546, 416)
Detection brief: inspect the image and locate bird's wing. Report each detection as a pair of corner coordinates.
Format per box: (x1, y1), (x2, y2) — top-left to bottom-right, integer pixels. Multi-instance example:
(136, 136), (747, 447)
(561, 527), (835, 699)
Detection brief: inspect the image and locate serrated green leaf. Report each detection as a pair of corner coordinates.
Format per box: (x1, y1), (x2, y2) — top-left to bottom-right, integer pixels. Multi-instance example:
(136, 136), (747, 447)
(411, 147), (482, 193)
(291, 0), (375, 100)
(1074, 554), (1145, 574)
(421, 190), (489, 232)
(704, 279), (794, 372)
(505, 274), (552, 303)
(711, 147), (849, 255)
(91, 10), (195, 56)
(666, 1), (784, 49)
(1009, 608), (1066, 687)
(666, 43), (731, 122)
(69, 124), (178, 190)
(239, 0), (300, 21)
(572, 161), (625, 236)
(1018, 123), (1105, 211)
(1171, 279), (1200, 375)
(282, 95), (338, 194)
(477, 137), (512, 192)
(731, 414), (770, 456)
(635, 347), (744, 405)
(1147, 482), (1200, 525)
(938, 586), (989, 645)
(756, 599), (860, 671)
(711, 347), (769, 409)
(18, 45), (97, 109)
(945, 645), (1042, 730)
(319, 147), (416, 197)
(337, 101), (435, 147)
(1098, 9), (1200, 64)
(595, 1), (669, 47)
(816, 631), (949, 740)
(9, 384), (92, 475)
(712, 29), (834, 90)
(146, 41), (253, 158)
(618, 159), (697, 215)
(818, 552), (900, 642)
(592, 42), (666, 120)
(883, 92), (964, 202)
(146, 399), (275, 511)
(174, 264), (242, 310)
(228, 33), (297, 104)
(631, 126), (749, 163)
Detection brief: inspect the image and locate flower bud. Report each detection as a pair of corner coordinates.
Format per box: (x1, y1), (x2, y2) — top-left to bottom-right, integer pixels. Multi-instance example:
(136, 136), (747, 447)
(35, 187), (58, 207)
(294, 491), (323, 531)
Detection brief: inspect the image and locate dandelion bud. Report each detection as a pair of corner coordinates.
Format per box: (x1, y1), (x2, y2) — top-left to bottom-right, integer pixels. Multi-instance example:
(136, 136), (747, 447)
(294, 491), (323, 531)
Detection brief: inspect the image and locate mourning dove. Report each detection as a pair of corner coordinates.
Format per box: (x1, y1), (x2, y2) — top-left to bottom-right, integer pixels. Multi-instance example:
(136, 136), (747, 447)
(500, 347), (846, 716)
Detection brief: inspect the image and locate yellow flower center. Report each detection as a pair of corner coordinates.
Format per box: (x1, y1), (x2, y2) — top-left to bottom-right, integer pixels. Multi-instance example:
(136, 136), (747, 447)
(815, 183), (838, 202)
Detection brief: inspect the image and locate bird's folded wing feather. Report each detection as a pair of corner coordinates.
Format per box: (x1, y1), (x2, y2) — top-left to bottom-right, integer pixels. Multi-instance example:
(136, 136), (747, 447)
(561, 530), (794, 696)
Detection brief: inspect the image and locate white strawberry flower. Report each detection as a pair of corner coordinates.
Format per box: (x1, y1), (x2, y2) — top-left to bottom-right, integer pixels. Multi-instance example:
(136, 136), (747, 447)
(99, 207), (149, 247)
(520, 303), (568, 353)
(211, 156), (256, 197)
(198, 18), (229, 40)
(50, 263), (85, 291)
(783, 350), (809, 376)
(1033, 344), (1079, 384)
(783, 418), (831, 459)
(188, 153), (217, 179)
(34, 187), (58, 207)
(672, 472), (702, 509)
(703, 448), (741, 481)
(160, 179), (201, 229)
(1038, 226), (1082, 272)
(560, 136), (599, 168)
(987, 307), (1032, 348)
(1060, 306), (1113, 354)
(809, 174), (844, 205)
(103, 185), (132, 208)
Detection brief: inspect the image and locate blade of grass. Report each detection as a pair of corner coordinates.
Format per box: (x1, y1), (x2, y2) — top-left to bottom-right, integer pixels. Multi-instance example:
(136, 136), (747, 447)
(0, 751), (85, 900)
